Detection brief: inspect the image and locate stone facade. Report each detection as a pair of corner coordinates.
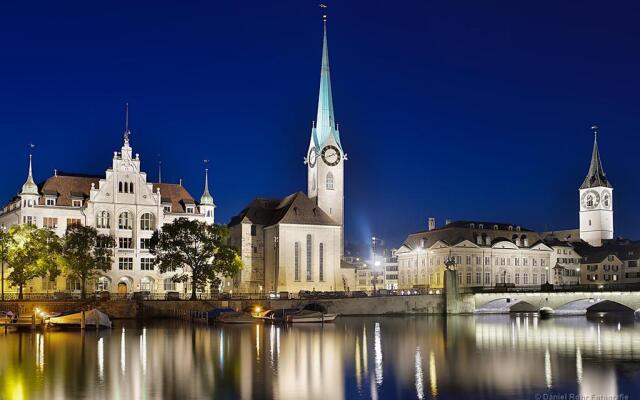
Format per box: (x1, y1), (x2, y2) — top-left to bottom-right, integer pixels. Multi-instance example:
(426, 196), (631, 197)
(0, 127), (214, 297)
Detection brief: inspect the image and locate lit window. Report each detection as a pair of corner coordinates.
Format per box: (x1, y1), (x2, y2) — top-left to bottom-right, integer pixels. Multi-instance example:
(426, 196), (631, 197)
(43, 217), (58, 229)
(118, 212), (132, 229)
(140, 213), (155, 230)
(96, 211), (110, 228)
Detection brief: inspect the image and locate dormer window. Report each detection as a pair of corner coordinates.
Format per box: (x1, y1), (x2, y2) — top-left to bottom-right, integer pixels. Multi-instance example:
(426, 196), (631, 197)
(186, 206), (195, 214)
(493, 225), (498, 231)
(72, 199), (83, 208)
(508, 225), (513, 231)
(163, 205), (171, 213)
(46, 198), (56, 206)
(478, 224), (484, 229)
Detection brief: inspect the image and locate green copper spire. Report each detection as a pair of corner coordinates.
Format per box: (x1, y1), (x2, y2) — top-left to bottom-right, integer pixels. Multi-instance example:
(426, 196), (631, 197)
(200, 161), (215, 206)
(581, 126), (612, 189)
(313, 16), (342, 151)
(21, 149), (39, 196)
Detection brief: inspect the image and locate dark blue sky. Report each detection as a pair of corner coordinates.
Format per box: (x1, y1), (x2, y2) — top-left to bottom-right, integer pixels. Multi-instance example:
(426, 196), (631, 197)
(1, 1), (640, 247)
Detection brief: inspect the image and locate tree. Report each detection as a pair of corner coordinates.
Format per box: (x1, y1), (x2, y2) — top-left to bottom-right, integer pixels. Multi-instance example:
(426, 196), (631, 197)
(32, 228), (63, 293)
(61, 225), (115, 299)
(6, 225), (41, 299)
(150, 218), (242, 300)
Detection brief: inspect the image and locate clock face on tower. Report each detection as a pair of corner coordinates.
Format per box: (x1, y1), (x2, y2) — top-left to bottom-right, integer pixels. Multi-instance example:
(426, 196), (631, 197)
(321, 145), (341, 166)
(307, 147), (317, 168)
(581, 189), (601, 209)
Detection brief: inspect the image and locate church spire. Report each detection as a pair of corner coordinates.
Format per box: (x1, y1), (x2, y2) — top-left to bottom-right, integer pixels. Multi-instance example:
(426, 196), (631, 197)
(21, 144), (39, 196)
(581, 125), (612, 189)
(312, 14), (342, 150)
(200, 160), (214, 206)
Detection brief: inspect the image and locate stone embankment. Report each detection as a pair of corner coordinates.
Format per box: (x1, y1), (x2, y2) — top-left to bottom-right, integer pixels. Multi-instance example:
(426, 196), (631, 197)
(0, 294), (449, 319)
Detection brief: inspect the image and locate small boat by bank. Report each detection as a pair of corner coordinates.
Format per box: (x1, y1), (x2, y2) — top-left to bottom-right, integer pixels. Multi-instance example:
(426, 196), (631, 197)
(286, 310), (338, 323)
(47, 309), (112, 329)
(217, 312), (262, 324)
(539, 307), (555, 318)
(207, 308), (235, 322)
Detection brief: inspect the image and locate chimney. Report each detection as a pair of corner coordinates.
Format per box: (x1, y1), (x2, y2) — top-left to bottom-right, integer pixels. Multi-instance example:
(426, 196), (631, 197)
(445, 218), (452, 226)
(428, 217), (436, 231)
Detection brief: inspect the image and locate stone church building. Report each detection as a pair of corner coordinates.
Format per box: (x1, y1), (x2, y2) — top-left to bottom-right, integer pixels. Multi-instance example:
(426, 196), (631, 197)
(226, 18), (347, 294)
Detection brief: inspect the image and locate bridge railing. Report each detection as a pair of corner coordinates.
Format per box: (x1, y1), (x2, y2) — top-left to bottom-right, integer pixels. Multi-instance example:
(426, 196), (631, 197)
(470, 283), (640, 294)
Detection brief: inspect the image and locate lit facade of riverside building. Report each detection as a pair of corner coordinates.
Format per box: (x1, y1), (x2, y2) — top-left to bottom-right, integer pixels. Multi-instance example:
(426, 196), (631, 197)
(0, 125), (215, 296)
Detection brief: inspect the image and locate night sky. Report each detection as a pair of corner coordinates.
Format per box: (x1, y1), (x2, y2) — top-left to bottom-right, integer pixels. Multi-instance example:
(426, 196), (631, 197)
(1, 1), (640, 248)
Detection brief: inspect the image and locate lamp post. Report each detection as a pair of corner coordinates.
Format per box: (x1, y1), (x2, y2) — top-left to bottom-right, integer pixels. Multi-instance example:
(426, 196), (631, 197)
(545, 266), (550, 284)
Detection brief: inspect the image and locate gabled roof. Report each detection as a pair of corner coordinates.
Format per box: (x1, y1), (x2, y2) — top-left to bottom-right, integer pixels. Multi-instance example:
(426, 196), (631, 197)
(152, 183), (197, 213)
(580, 134), (612, 189)
(229, 191), (339, 228)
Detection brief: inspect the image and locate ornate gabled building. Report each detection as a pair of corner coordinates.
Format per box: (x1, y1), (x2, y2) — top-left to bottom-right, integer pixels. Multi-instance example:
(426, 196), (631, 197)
(0, 118), (214, 297)
(226, 17), (348, 294)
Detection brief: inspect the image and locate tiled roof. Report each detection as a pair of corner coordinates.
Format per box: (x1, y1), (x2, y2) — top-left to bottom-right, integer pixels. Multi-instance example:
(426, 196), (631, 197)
(4, 172), (197, 214)
(229, 191), (339, 228)
(399, 220), (543, 251)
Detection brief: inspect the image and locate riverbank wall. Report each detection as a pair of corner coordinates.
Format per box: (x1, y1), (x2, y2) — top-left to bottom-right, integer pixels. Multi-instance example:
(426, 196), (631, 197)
(0, 293), (461, 319)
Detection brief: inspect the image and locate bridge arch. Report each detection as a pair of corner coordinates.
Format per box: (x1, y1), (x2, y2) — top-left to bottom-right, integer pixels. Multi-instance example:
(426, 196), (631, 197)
(303, 303), (328, 313)
(555, 298), (634, 315)
(475, 298), (537, 314)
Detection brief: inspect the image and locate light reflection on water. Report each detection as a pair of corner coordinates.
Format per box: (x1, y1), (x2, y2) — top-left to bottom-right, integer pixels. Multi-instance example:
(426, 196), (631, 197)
(0, 315), (640, 399)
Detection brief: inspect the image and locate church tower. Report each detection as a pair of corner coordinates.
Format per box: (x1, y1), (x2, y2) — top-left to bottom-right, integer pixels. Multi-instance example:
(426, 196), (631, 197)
(306, 15), (345, 255)
(579, 127), (613, 246)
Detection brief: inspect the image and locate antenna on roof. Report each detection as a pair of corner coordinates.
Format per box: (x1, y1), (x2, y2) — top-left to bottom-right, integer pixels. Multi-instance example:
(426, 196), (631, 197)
(158, 156), (162, 183)
(123, 103), (131, 143)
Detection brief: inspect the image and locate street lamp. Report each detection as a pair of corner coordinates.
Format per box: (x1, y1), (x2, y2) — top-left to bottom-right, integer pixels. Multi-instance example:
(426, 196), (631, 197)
(372, 261), (381, 294)
(545, 266), (550, 284)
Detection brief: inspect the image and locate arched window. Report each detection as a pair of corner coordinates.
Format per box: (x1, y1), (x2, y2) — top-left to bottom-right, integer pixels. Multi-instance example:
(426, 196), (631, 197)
(326, 172), (334, 190)
(118, 211), (132, 229)
(306, 234), (312, 281)
(118, 182), (123, 193)
(129, 182), (134, 194)
(140, 213), (155, 231)
(96, 211), (110, 228)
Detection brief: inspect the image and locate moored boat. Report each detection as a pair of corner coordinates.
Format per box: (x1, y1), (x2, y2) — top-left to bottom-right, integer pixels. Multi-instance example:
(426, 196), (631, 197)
(539, 307), (555, 318)
(285, 310), (338, 323)
(217, 312), (262, 324)
(47, 309), (112, 329)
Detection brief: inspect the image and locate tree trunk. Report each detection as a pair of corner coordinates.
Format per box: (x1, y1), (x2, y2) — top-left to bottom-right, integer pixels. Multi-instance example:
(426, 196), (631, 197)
(18, 283), (23, 300)
(190, 281), (197, 300)
(81, 276), (86, 300)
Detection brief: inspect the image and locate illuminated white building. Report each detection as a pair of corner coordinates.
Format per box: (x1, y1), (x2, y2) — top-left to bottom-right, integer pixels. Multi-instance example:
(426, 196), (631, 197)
(0, 120), (214, 296)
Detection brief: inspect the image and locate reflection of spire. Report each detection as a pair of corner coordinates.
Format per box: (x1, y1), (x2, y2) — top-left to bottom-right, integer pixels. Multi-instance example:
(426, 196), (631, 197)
(21, 144), (39, 196)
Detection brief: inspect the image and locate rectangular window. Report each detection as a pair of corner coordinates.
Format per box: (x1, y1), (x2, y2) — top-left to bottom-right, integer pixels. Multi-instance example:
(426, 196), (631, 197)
(186, 206), (194, 214)
(485, 257), (490, 265)
(140, 258), (154, 271)
(140, 238), (151, 250)
(72, 199), (83, 207)
(466, 256), (472, 265)
(319, 243), (324, 281)
(67, 218), (82, 227)
(306, 235), (312, 281)
(164, 278), (176, 291)
(45, 198), (56, 206)
(515, 258), (519, 266)
(515, 273), (520, 285)
(118, 257), (133, 270)
(119, 238), (133, 249)
(163, 205), (171, 213)
(533, 274), (538, 284)
(485, 272), (491, 285)
(475, 272), (481, 284)
(294, 242), (300, 281)
(251, 224), (257, 236)
(523, 258), (528, 266)
(43, 217), (58, 229)
(23, 216), (35, 225)
(532, 258), (538, 266)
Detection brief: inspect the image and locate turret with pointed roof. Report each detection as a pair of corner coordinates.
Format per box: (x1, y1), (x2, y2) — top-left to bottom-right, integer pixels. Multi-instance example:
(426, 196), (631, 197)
(580, 131), (612, 189)
(200, 165), (215, 206)
(20, 153), (39, 196)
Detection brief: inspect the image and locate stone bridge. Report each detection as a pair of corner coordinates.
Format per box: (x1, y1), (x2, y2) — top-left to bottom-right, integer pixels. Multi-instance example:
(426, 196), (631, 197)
(473, 291), (640, 315)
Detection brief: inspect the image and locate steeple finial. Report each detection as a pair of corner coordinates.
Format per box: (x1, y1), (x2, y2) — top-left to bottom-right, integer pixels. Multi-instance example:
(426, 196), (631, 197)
(158, 158), (162, 183)
(200, 159), (215, 206)
(123, 103), (131, 144)
(581, 124), (612, 189)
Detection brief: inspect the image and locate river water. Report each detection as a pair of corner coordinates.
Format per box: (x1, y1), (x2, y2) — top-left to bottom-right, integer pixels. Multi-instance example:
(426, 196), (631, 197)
(0, 314), (639, 399)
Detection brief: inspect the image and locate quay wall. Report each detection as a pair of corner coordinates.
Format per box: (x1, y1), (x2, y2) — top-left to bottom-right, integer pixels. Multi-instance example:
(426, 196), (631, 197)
(0, 294), (448, 319)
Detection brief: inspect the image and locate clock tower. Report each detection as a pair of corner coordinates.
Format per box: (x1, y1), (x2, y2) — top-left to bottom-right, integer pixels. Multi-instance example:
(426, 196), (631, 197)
(579, 128), (613, 247)
(306, 16), (345, 255)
